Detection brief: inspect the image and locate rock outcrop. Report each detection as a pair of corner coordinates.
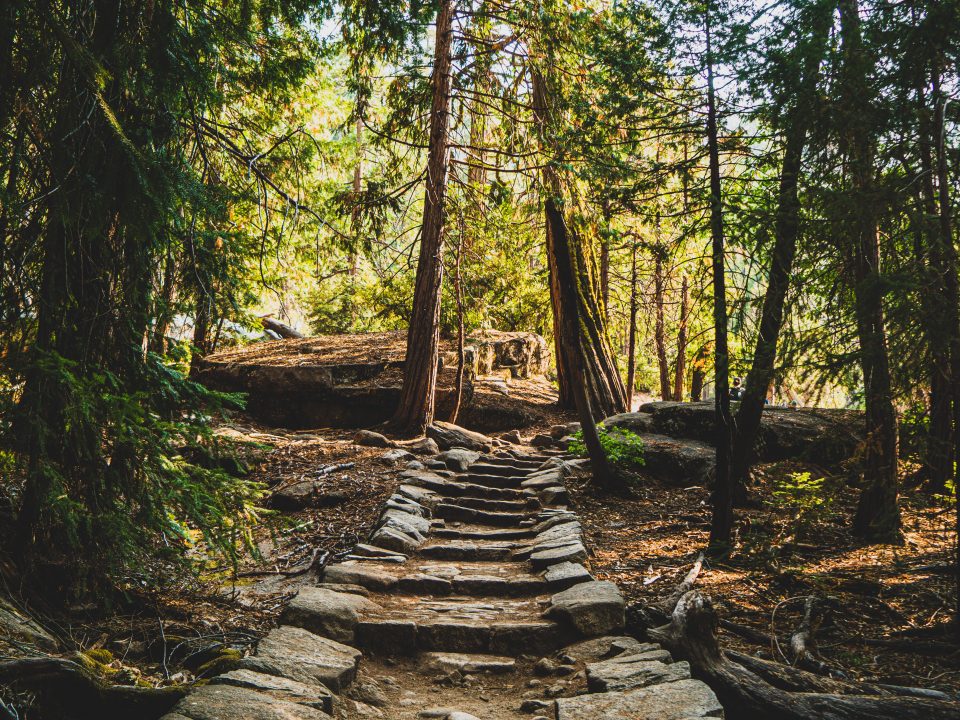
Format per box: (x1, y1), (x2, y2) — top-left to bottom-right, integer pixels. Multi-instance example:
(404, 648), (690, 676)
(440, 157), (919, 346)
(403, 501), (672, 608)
(601, 400), (864, 485)
(194, 330), (556, 431)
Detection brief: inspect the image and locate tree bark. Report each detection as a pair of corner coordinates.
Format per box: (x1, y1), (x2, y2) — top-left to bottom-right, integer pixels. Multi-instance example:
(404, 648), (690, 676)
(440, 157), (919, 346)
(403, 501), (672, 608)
(654, 244), (672, 400)
(674, 274), (689, 401)
(391, 0), (455, 434)
(448, 230), (466, 424)
(545, 197), (621, 490)
(705, 8), (735, 554)
(600, 231), (611, 323)
(915, 82), (952, 491)
(838, 0), (902, 542)
(627, 240), (639, 409)
(730, 9), (829, 500)
(538, 102), (626, 418)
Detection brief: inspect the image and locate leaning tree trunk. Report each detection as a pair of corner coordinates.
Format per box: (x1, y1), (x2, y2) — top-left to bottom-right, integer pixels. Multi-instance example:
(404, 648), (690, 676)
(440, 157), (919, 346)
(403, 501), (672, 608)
(391, 0), (455, 435)
(838, 0), (901, 542)
(547, 220), (628, 418)
(532, 63), (622, 491)
(704, 8), (734, 554)
(730, 9), (829, 501)
(538, 102), (626, 418)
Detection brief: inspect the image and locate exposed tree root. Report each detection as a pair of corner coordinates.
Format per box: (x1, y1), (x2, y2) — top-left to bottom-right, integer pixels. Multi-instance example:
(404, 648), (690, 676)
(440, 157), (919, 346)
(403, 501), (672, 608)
(646, 590), (960, 720)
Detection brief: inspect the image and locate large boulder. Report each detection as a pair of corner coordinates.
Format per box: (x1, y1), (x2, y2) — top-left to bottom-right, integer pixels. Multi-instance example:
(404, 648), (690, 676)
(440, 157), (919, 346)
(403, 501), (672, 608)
(604, 401), (863, 468)
(280, 587), (381, 644)
(243, 625), (362, 692)
(464, 330), (550, 378)
(544, 581), (625, 637)
(438, 448), (481, 472)
(631, 433), (716, 486)
(427, 422), (494, 452)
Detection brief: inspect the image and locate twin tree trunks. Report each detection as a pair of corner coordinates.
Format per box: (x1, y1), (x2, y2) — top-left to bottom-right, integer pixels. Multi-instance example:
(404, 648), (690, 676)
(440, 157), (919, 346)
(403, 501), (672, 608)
(393, 0), (627, 439)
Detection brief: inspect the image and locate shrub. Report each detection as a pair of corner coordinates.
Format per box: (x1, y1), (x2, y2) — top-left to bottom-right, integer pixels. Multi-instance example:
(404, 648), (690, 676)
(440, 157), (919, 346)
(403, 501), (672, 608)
(567, 426), (646, 468)
(768, 471), (835, 540)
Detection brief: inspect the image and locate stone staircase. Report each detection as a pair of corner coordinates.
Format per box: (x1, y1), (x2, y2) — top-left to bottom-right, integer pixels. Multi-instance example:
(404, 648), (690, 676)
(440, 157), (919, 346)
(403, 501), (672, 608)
(161, 449), (723, 720)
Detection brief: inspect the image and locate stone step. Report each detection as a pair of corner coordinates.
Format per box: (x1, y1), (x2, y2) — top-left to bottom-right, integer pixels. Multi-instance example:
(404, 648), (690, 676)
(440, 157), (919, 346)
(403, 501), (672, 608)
(469, 462), (532, 477)
(419, 540), (520, 561)
(435, 503), (535, 527)
(409, 475), (529, 501)
(448, 495), (540, 513)
(160, 445), (729, 720)
(419, 651), (516, 675)
(327, 558), (549, 597)
(483, 456), (544, 469)
(458, 473), (526, 489)
(432, 526), (535, 541)
(352, 594), (568, 656)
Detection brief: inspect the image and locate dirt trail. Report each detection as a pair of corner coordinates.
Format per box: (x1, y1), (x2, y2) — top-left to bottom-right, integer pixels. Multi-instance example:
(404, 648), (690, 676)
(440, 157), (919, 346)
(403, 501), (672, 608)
(160, 449), (724, 720)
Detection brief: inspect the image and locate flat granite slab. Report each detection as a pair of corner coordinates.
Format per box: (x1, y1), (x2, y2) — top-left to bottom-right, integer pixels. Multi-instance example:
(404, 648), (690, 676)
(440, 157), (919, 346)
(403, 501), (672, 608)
(555, 678), (723, 719)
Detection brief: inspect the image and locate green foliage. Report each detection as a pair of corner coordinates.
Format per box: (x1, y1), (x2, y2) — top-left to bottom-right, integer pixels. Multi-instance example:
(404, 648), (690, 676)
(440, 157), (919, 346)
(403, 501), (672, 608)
(568, 426), (646, 469)
(11, 349), (265, 593)
(768, 471), (835, 539)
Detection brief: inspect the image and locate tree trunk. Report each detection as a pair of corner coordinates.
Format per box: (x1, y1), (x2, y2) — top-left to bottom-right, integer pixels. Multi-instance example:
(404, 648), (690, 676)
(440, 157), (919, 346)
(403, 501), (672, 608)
(839, 0), (902, 542)
(600, 233), (611, 323)
(391, 0), (454, 434)
(627, 241), (639, 409)
(931, 69), (960, 623)
(150, 242), (177, 354)
(448, 230), (466, 424)
(911, 73), (952, 492)
(539, 112), (626, 418)
(705, 8), (735, 554)
(674, 274), (689, 401)
(654, 244), (672, 400)
(730, 9), (828, 500)
(547, 226), (627, 418)
(545, 197), (621, 491)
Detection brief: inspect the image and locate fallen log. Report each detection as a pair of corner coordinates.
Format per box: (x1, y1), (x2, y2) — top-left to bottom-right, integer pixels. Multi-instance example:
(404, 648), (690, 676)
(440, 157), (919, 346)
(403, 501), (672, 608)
(647, 590), (960, 720)
(260, 316), (304, 339)
(0, 655), (187, 719)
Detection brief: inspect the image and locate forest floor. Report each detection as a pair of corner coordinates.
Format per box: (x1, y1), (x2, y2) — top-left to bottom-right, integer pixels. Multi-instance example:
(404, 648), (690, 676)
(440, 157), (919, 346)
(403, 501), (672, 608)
(573, 461), (960, 695)
(3, 405), (957, 702)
